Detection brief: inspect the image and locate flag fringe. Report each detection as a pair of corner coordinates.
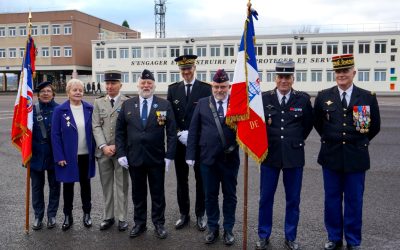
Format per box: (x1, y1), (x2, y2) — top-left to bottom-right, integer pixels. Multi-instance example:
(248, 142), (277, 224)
(236, 135), (268, 164)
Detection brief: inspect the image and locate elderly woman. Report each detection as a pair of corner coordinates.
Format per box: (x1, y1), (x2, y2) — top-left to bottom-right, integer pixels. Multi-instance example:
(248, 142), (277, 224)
(31, 81), (60, 230)
(51, 79), (95, 231)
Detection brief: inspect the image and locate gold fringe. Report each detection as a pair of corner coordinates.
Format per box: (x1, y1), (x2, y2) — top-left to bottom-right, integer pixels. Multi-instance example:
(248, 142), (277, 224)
(236, 135), (268, 164)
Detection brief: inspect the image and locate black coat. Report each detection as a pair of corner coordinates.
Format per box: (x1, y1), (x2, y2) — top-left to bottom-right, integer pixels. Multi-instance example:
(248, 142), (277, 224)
(261, 89), (313, 168)
(314, 85), (381, 172)
(115, 95), (177, 167)
(167, 79), (212, 131)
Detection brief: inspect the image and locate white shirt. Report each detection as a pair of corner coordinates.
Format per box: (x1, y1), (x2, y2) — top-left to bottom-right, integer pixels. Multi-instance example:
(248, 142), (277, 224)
(184, 78), (196, 93)
(108, 93), (121, 106)
(338, 84), (353, 105)
(139, 95), (153, 117)
(276, 89), (292, 105)
(70, 104), (88, 155)
(214, 95), (229, 116)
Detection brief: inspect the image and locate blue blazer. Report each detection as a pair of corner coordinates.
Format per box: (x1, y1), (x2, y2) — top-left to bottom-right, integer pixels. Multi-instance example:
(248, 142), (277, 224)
(51, 100), (95, 182)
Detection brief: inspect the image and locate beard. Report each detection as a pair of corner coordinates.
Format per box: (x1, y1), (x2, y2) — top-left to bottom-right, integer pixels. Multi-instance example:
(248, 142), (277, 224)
(138, 87), (155, 99)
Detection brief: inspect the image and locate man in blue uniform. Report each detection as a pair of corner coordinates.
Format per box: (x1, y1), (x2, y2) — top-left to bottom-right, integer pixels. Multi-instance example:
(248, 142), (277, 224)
(314, 54), (381, 250)
(256, 61), (313, 250)
(186, 69), (240, 246)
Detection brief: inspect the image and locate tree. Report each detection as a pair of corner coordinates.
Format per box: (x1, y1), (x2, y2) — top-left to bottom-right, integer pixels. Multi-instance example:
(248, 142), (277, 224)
(122, 20), (130, 28)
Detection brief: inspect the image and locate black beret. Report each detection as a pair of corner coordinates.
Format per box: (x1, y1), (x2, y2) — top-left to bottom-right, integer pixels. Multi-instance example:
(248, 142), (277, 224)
(35, 81), (52, 92)
(174, 54), (198, 69)
(104, 70), (122, 81)
(213, 69), (230, 83)
(141, 69), (155, 81)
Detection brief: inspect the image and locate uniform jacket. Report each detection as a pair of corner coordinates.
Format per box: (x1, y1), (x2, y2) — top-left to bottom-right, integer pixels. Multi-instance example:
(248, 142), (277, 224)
(186, 96), (239, 166)
(115, 95), (177, 167)
(314, 85), (381, 172)
(261, 89), (313, 168)
(51, 100), (96, 182)
(167, 79), (212, 131)
(92, 94), (129, 158)
(31, 99), (58, 171)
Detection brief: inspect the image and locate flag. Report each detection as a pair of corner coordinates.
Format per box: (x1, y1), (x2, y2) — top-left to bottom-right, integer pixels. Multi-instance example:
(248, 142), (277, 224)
(226, 8), (268, 163)
(11, 35), (36, 166)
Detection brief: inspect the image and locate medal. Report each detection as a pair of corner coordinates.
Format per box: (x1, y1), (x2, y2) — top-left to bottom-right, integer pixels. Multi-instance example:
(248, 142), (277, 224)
(326, 113), (330, 121)
(156, 111), (167, 126)
(356, 126), (360, 131)
(360, 128), (365, 133)
(268, 117), (272, 125)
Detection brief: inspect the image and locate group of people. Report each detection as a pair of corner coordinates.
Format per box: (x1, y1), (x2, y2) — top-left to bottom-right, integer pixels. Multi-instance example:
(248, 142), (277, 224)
(86, 81), (102, 94)
(30, 53), (380, 250)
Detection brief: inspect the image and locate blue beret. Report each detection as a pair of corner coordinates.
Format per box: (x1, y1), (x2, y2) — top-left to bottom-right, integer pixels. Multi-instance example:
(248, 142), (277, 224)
(141, 69), (155, 81)
(35, 81), (52, 92)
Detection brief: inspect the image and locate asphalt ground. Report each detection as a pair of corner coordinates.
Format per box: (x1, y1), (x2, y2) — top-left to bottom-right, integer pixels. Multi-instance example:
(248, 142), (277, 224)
(0, 94), (399, 250)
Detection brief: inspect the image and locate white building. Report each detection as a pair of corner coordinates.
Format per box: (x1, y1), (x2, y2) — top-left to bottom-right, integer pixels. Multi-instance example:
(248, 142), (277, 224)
(92, 30), (399, 94)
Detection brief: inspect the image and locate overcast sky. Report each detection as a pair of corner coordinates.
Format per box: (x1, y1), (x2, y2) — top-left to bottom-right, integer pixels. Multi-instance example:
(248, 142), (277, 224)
(1, 0), (399, 38)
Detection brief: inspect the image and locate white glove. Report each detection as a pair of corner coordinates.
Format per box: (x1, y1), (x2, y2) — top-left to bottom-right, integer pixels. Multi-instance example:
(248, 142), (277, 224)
(118, 156), (129, 169)
(186, 160), (195, 168)
(177, 130), (188, 146)
(164, 158), (172, 172)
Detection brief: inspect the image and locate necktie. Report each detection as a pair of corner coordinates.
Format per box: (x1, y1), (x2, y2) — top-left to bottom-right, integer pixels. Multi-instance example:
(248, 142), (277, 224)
(110, 98), (114, 108)
(217, 100), (224, 122)
(141, 99), (148, 127)
(341, 92), (347, 109)
(186, 84), (192, 102)
(281, 96), (286, 109)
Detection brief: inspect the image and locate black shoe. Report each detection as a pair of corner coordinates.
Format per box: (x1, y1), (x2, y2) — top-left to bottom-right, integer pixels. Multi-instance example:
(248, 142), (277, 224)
(205, 230), (219, 244)
(100, 218), (115, 230)
(62, 215), (73, 231)
(346, 246), (361, 250)
(196, 215), (207, 231)
(154, 224), (168, 239)
(255, 238), (270, 250)
(285, 240), (300, 250)
(32, 218), (43, 230)
(83, 213), (92, 228)
(129, 224), (147, 238)
(175, 214), (189, 229)
(47, 217), (56, 229)
(118, 220), (128, 231)
(223, 230), (235, 246)
(324, 240), (343, 250)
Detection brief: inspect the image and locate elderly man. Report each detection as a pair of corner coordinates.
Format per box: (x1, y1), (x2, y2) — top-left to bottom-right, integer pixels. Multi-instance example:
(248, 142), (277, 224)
(314, 54), (380, 250)
(256, 61), (313, 250)
(186, 69), (240, 246)
(92, 70), (130, 231)
(116, 69), (177, 239)
(167, 54), (211, 231)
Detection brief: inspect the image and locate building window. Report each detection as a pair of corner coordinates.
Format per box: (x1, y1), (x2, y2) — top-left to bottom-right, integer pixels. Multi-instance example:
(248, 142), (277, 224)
(227, 71), (234, 82)
(143, 47), (154, 58)
(359, 43), (370, 54)
(183, 46), (193, 55)
(52, 25), (60, 35)
(296, 44), (307, 55)
(258, 71), (263, 82)
(311, 70), (322, 82)
(108, 48), (117, 59)
(391, 48), (397, 53)
(224, 45), (235, 57)
(0, 27), (5, 37)
(41, 25), (49, 35)
(209, 71), (217, 82)
(358, 70), (370, 82)
(391, 55), (395, 62)
(254, 44), (263, 56)
(196, 46), (206, 57)
(266, 44), (277, 55)
(121, 72), (129, 83)
(210, 45), (220, 57)
(31, 26), (38, 36)
(311, 43), (322, 55)
(170, 46), (179, 57)
(96, 73), (105, 84)
(120, 48), (129, 59)
(96, 48), (104, 59)
(296, 71), (307, 82)
(327, 70), (336, 82)
(391, 39), (396, 46)
(9, 48), (17, 58)
(9, 27), (16, 37)
(375, 41), (387, 53)
(64, 24), (72, 35)
(19, 48), (25, 58)
(132, 72), (141, 83)
(156, 47), (167, 57)
(327, 43), (338, 54)
(64, 47), (72, 57)
(196, 71), (207, 82)
(132, 47), (141, 58)
(266, 71), (276, 82)
(374, 69), (386, 81)
(170, 72), (180, 82)
(41, 47), (50, 57)
(281, 44), (292, 55)
(19, 26), (27, 36)
(342, 43), (354, 54)
(52, 47), (61, 57)
(0, 49), (5, 58)
(157, 72), (167, 83)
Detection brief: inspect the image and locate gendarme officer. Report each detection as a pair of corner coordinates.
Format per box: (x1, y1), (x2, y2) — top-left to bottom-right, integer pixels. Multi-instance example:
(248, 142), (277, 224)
(314, 54), (381, 250)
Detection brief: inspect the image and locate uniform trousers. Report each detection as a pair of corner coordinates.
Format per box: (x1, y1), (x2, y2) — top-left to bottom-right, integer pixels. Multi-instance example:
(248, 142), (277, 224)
(200, 159), (239, 232)
(129, 164), (165, 226)
(323, 167), (365, 247)
(63, 154), (92, 215)
(258, 166), (303, 241)
(31, 168), (60, 220)
(175, 142), (205, 217)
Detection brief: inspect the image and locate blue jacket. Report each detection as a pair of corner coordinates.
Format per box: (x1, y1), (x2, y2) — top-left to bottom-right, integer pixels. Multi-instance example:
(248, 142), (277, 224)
(31, 99), (58, 171)
(51, 100), (95, 182)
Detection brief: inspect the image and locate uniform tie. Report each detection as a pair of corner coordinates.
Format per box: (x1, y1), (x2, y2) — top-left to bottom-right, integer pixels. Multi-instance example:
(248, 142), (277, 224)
(186, 84), (192, 102)
(141, 99), (148, 127)
(341, 92), (347, 109)
(110, 98), (115, 108)
(281, 95), (286, 109)
(217, 100), (224, 122)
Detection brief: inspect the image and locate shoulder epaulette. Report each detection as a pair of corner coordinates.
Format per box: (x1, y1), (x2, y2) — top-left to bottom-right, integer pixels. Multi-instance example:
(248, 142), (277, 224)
(96, 95), (106, 99)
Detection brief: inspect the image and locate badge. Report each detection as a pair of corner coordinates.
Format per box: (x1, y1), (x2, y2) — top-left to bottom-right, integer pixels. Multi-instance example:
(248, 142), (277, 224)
(174, 100), (179, 104)
(156, 111), (167, 126)
(268, 117), (272, 125)
(289, 107), (303, 112)
(325, 100), (333, 106)
(63, 114), (71, 127)
(353, 105), (371, 134)
(134, 103), (138, 108)
(153, 103), (158, 109)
